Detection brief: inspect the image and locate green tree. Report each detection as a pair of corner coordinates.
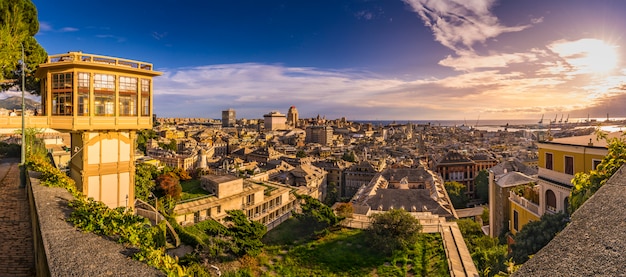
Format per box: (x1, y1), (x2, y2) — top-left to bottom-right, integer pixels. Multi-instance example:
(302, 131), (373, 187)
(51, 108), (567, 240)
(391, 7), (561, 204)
(457, 219), (507, 276)
(510, 212), (569, 264)
(136, 129), (157, 154)
(341, 151), (357, 162)
(0, 0), (47, 92)
(296, 150), (307, 158)
(445, 181), (468, 209)
(475, 170), (489, 203)
(135, 163), (158, 202)
(158, 139), (177, 152)
(225, 209), (266, 257)
(569, 132), (626, 213)
(368, 209), (422, 254)
(323, 182), (339, 205)
(295, 194), (341, 228)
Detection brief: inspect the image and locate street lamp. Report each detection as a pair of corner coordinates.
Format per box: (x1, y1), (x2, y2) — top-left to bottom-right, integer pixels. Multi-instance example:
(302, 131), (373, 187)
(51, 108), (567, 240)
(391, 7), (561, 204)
(19, 43), (26, 187)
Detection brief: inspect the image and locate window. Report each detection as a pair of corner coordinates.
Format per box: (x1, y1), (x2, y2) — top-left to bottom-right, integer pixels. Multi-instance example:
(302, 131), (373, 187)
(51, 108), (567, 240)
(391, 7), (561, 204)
(77, 73), (90, 115)
(51, 73), (73, 116)
(513, 210), (519, 232)
(546, 189), (557, 212)
(94, 74), (115, 116)
(51, 92), (72, 116)
(119, 77), (137, 116)
(592, 159), (602, 170)
(141, 79), (150, 116)
(94, 94), (115, 116)
(94, 74), (114, 91)
(565, 156), (574, 175)
(545, 153), (553, 170)
(52, 73), (72, 91)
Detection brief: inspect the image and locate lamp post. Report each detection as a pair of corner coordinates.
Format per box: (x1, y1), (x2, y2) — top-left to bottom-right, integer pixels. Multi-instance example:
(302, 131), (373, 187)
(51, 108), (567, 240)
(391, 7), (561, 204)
(19, 43), (26, 187)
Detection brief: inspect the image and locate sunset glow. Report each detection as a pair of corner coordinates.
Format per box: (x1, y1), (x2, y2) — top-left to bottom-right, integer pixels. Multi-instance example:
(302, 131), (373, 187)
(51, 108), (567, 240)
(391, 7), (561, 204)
(31, 0), (626, 120)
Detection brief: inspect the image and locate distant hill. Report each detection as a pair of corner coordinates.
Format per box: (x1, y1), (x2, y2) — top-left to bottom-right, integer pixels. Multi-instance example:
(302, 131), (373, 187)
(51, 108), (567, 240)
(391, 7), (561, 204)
(0, 96), (40, 111)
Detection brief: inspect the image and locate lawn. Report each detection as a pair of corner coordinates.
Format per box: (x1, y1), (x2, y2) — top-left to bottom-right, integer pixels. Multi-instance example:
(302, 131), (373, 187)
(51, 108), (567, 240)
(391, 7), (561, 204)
(179, 179), (211, 201)
(254, 218), (449, 276)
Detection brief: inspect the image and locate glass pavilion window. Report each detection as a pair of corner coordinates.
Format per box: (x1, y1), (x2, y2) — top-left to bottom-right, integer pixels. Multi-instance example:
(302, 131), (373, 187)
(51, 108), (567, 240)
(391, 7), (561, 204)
(94, 74), (115, 116)
(51, 73), (73, 116)
(141, 79), (150, 116)
(119, 76), (137, 116)
(77, 72), (90, 115)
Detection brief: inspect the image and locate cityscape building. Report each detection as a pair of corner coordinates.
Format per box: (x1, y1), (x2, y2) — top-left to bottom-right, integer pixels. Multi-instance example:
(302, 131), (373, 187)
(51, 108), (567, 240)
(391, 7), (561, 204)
(263, 111), (287, 131)
(222, 108), (236, 127)
(287, 106), (298, 127)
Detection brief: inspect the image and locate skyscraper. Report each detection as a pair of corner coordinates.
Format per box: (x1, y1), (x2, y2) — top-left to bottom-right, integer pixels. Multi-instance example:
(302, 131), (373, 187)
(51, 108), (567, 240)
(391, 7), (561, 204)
(222, 108), (236, 127)
(287, 106), (298, 127)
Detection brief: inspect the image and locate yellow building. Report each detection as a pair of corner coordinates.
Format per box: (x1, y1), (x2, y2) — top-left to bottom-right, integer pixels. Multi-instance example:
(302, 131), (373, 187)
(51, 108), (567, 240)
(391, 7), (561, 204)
(35, 52), (161, 208)
(509, 133), (615, 235)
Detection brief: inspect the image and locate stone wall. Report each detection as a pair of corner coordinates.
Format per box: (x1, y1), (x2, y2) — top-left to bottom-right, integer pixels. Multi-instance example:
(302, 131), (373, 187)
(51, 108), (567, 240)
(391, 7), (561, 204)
(26, 171), (164, 276)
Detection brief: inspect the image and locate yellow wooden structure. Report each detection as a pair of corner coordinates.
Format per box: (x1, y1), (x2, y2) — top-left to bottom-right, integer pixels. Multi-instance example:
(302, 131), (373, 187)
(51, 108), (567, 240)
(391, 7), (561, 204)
(34, 52), (162, 208)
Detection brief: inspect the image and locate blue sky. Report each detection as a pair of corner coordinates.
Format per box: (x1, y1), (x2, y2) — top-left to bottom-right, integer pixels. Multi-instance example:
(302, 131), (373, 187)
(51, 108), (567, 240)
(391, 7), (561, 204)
(30, 0), (626, 120)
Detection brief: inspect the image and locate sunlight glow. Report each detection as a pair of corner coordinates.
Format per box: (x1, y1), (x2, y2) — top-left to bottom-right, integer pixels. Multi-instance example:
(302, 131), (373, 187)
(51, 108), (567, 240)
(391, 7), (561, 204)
(550, 38), (619, 75)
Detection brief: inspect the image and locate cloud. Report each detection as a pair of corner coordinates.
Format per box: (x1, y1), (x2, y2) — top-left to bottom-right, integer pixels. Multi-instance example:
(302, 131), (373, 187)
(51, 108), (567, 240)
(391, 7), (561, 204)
(547, 38), (620, 75)
(438, 51), (538, 71)
(95, 34), (126, 43)
(152, 31), (168, 40)
(39, 22), (52, 32)
(402, 0), (533, 53)
(151, 58), (626, 120)
(36, 22), (78, 33)
(59, 27), (79, 32)
(355, 10), (374, 20)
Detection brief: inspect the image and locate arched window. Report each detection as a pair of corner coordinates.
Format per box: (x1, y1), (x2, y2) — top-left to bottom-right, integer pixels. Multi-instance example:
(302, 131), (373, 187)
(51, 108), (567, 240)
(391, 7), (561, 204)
(546, 189), (557, 212)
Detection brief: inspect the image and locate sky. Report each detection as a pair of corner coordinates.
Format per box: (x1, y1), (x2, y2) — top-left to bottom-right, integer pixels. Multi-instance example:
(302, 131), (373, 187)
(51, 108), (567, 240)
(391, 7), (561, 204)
(28, 0), (626, 121)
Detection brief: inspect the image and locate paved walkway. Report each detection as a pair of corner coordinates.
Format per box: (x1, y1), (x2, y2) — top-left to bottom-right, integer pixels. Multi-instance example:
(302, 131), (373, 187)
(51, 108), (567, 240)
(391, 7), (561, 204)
(0, 159), (35, 277)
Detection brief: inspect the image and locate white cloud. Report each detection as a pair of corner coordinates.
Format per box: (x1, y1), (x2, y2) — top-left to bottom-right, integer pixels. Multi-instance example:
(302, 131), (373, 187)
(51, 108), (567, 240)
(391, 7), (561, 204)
(402, 0), (533, 53)
(438, 51), (538, 71)
(39, 22), (52, 32)
(59, 27), (79, 32)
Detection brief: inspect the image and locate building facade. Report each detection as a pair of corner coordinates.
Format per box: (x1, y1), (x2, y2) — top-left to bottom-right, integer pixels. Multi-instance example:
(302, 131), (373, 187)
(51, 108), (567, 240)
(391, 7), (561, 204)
(263, 111), (287, 131)
(287, 106), (298, 127)
(222, 109), (236, 127)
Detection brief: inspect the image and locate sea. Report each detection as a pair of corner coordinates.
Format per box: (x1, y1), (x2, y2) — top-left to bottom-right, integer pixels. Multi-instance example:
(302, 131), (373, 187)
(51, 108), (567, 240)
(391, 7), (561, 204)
(353, 118), (626, 133)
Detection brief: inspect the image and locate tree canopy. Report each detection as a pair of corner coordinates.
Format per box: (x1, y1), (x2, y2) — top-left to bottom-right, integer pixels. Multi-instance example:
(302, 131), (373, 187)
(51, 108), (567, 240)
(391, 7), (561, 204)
(294, 194), (342, 228)
(367, 209), (422, 254)
(0, 0), (47, 92)
(445, 181), (469, 209)
(135, 163), (159, 202)
(225, 209), (266, 257)
(475, 170), (489, 203)
(569, 132), (626, 213)
(510, 212), (569, 264)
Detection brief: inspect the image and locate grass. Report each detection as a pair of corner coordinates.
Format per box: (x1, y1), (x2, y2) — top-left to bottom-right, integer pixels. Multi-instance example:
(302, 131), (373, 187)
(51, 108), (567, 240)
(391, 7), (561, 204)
(179, 179), (211, 201)
(252, 218), (449, 276)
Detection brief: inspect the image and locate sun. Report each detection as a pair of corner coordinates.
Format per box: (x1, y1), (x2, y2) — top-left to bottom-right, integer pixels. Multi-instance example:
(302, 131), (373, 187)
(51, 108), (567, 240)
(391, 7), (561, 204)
(579, 39), (619, 74)
(551, 38), (619, 75)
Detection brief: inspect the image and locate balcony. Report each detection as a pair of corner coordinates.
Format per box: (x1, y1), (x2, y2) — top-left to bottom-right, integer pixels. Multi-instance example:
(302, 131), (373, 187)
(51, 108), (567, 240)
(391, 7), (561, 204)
(509, 190), (540, 216)
(46, 52), (154, 72)
(538, 168), (574, 188)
